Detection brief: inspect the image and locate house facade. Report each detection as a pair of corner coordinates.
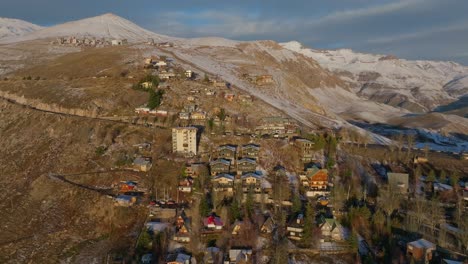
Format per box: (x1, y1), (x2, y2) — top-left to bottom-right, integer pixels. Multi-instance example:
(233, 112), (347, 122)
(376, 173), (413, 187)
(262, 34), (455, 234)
(217, 145), (237, 161)
(241, 144), (260, 160)
(211, 174), (234, 194)
(295, 138), (315, 162)
(210, 159), (231, 175)
(236, 158), (257, 175)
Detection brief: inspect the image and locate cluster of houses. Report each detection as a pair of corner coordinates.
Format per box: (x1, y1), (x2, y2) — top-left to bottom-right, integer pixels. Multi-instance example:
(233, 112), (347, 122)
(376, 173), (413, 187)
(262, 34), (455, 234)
(52, 36), (127, 47)
(178, 104), (207, 122)
(208, 144), (273, 202)
(134, 107), (169, 116)
(255, 116), (298, 137)
(114, 180), (143, 206)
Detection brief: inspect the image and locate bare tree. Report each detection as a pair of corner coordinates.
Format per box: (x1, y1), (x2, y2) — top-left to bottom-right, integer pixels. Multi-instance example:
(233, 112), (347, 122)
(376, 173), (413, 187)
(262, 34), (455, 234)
(425, 198), (444, 237)
(423, 144), (430, 159)
(406, 134), (416, 161)
(378, 187), (401, 231)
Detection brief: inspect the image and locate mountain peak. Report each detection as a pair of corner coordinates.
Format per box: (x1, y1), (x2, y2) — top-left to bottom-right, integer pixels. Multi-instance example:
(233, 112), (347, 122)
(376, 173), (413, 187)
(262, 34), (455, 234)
(0, 17), (43, 40)
(1, 13), (171, 43)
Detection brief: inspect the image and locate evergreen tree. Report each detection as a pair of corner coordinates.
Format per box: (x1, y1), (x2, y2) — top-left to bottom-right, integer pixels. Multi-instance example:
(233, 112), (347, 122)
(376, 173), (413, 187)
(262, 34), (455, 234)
(199, 194), (211, 218)
(245, 189), (254, 218)
(229, 199), (241, 223)
(291, 193), (302, 215)
(217, 108), (227, 121)
(302, 202), (315, 246)
(147, 89), (164, 109)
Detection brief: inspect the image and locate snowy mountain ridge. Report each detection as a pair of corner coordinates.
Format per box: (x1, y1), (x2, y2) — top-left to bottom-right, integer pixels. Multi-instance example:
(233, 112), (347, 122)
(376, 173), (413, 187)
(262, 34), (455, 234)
(0, 13), (172, 43)
(281, 41), (468, 112)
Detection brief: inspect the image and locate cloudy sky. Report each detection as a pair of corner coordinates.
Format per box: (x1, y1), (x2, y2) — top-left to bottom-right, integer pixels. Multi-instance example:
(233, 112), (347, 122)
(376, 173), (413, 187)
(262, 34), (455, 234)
(2, 0), (468, 64)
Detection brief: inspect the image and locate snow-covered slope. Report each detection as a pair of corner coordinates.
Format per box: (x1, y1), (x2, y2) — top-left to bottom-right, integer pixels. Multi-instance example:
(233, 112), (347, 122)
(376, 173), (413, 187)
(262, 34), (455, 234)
(2, 13), (171, 43)
(281, 41), (468, 112)
(0, 17), (43, 40)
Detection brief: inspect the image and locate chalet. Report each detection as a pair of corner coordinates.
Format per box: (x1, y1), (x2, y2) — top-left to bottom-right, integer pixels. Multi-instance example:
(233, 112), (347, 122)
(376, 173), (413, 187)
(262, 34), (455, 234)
(241, 144), (260, 160)
(256, 116), (297, 136)
(165, 253), (191, 264)
(211, 174), (234, 193)
(238, 94), (253, 104)
(407, 239), (436, 263)
(210, 159), (231, 175)
(159, 71), (176, 80)
(144, 58), (154, 65)
(187, 95), (196, 102)
(287, 214), (304, 240)
(211, 80), (226, 88)
(179, 112), (190, 120)
(174, 222), (191, 243)
(155, 60), (167, 67)
(133, 157), (152, 172)
(260, 216), (275, 234)
(190, 111), (206, 120)
(178, 178), (193, 193)
(241, 173), (265, 194)
(204, 213), (224, 230)
(231, 220), (243, 235)
(225, 248), (253, 264)
(295, 138), (315, 162)
(217, 145), (237, 161)
(186, 104), (199, 113)
(154, 109), (168, 116)
(133, 142), (151, 151)
(206, 90), (215, 96)
(119, 181), (138, 193)
(387, 172), (409, 194)
(111, 39), (127, 46)
(141, 81), (153, 89)
(115, 195), (137, 207)
(135, 107), (151, 114)
(319, 218), (347, 241)
(236, 158), (257, 175)
(185, 70), (193, 78)
(304, 167), (329, 197)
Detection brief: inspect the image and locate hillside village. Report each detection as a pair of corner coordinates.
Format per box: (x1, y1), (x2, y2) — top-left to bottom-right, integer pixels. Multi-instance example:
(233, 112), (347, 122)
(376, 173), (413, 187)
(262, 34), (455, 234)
(0, 13), (467, 264)
(78, 52), (467, 264)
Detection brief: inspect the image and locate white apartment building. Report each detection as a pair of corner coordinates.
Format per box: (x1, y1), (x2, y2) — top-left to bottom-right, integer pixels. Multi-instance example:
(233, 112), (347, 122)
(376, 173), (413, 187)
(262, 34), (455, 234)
(172, 127), (198, 155)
